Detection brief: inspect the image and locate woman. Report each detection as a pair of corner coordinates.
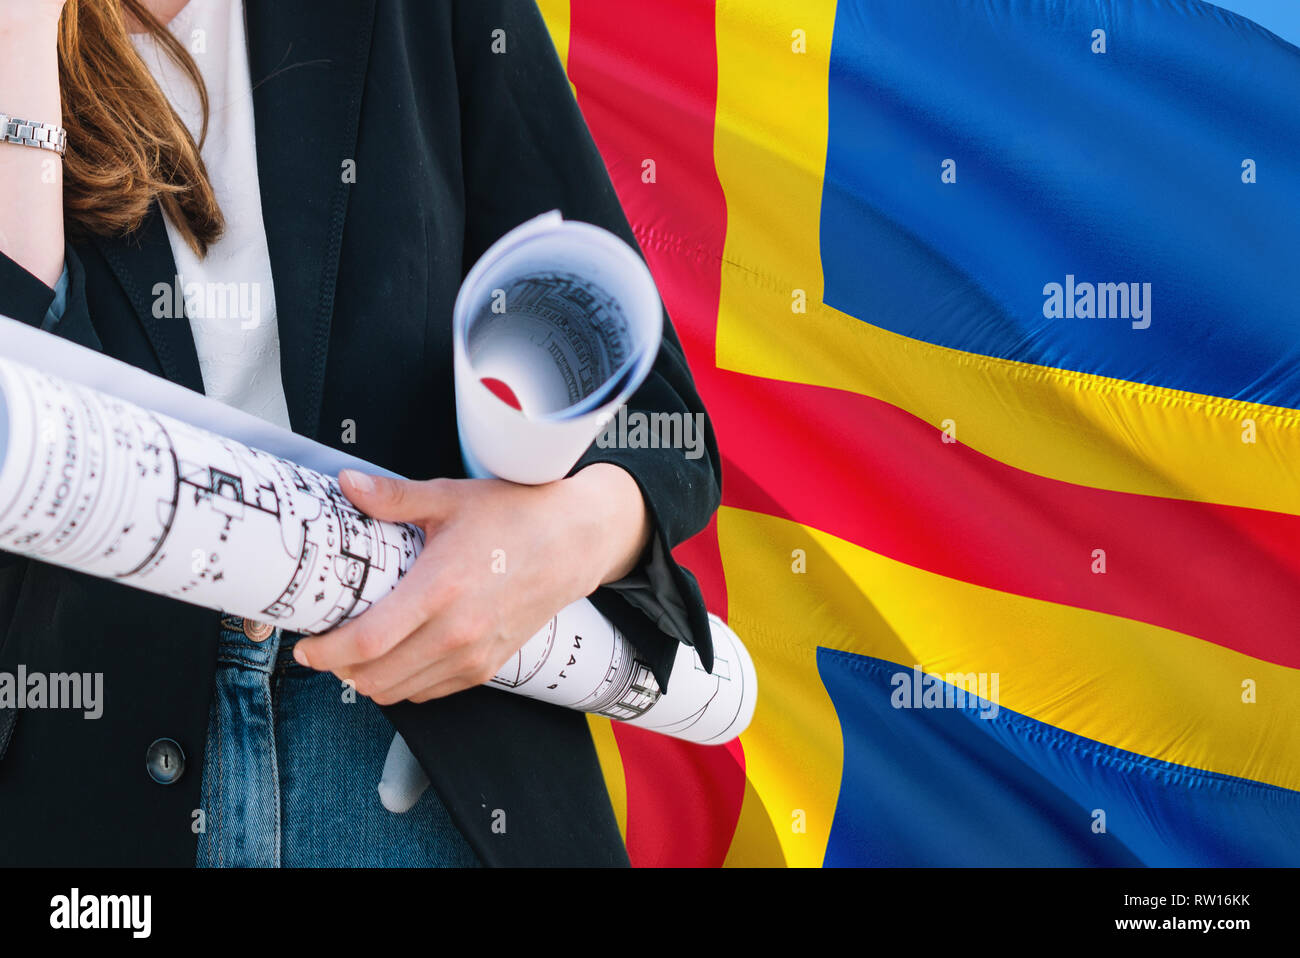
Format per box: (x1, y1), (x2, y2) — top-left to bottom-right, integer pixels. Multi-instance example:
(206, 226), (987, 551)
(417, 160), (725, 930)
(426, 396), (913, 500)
(0, 0), (720, 866)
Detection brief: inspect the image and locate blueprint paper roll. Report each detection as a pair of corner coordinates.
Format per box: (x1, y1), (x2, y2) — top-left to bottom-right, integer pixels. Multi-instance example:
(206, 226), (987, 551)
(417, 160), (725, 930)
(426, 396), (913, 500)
(452, 210), (663, 484)
(0, 203), (758, 744)
(490, 598), (757, 745)
(0, 355), (421, 635)
(448, 213), (758, 744)
(0, 318), (756, 743)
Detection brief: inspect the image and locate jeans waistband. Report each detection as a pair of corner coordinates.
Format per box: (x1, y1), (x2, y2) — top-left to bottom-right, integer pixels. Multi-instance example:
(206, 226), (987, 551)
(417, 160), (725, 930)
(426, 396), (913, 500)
(218, 615), (303, 673)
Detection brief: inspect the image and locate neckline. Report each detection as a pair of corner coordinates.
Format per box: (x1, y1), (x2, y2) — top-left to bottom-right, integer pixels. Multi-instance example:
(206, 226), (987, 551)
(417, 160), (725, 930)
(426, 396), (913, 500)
(128, 0), (202, 38)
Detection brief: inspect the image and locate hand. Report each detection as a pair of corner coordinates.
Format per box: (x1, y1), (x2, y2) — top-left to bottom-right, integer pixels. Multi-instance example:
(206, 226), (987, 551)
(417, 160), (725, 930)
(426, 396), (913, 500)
(292, 464), (651, 704)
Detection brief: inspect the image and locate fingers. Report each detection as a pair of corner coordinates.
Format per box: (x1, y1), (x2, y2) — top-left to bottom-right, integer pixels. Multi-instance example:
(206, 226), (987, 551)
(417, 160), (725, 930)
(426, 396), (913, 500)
(339, 612), (500, 705)
(293, 554), (454, 672)
(356, 639), (489, 706)
(299, 472), (559, 707)
(301, 472), (464, 671)
(338, 471), (457, 525)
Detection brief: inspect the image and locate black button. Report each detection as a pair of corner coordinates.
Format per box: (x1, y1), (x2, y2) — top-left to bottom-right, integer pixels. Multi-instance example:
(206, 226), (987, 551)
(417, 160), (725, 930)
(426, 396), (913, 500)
(145, 738), (185, 785)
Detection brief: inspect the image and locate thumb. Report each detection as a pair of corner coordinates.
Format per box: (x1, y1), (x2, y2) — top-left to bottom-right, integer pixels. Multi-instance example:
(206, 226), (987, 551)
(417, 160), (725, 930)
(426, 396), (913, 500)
(338, 470), (456, 524)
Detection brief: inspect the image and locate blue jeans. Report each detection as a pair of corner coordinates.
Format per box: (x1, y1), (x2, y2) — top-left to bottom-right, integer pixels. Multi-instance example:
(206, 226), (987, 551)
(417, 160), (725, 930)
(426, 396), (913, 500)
(195, 616), (480, 867)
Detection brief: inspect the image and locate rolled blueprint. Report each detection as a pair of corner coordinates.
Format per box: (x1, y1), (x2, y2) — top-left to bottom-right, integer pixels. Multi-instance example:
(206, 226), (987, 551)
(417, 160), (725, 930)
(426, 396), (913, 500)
(0, 353), (755, 743)
(0, 213), (758, 745)
(452, 210), (662, 483)
(451, 212), (757, 743)
(0, 355), (420, 634)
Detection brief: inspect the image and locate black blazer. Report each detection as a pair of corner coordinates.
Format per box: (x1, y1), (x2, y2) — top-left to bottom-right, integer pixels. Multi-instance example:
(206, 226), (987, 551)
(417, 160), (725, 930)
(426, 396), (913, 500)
(0, 0), (720, 866)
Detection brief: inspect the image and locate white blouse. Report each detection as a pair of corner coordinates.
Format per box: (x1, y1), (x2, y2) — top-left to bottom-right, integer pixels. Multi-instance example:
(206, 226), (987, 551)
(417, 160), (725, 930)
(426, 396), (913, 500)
(130, 0), (292, 430)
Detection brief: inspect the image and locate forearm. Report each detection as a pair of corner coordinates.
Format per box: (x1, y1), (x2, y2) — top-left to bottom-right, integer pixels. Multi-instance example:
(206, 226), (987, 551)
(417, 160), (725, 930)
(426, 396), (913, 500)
(0, 8), (65, 288)
(564, 463), (653, 587)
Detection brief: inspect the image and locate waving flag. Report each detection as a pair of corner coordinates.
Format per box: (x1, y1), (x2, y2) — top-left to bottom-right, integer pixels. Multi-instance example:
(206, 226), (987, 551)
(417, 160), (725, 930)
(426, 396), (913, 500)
(538, 0), (1300, 866)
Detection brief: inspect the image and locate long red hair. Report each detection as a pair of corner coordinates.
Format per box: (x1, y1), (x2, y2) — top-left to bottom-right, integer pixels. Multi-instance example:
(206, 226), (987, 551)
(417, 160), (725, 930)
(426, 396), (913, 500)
(58, 0), (223, 255)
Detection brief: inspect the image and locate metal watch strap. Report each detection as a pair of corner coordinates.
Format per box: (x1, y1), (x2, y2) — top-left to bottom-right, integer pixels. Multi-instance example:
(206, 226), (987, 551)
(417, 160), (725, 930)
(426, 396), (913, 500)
(0, 114), (67, 157)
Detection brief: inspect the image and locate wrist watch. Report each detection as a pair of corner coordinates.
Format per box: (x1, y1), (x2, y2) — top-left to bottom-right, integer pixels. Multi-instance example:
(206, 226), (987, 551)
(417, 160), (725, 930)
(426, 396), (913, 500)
(0, 114), (67, 157)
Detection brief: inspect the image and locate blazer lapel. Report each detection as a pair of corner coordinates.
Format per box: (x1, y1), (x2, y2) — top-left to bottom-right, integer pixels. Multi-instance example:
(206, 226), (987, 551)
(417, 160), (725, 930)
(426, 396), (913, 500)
(90, 208), (207, 394)
(244, 0), (378, 440)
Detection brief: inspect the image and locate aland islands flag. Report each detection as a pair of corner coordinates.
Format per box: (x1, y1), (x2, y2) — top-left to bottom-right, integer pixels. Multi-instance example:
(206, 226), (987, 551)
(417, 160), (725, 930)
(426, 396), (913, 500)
(535, 0), (1300, 866)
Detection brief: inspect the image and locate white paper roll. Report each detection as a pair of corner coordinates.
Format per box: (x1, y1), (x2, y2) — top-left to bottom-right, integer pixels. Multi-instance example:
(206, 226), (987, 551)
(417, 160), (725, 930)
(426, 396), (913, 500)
(0, 356), (421, 635)
(452, 210), (663, 484)
(0, 206), (759, 747)
(449, 212), (757, 744)
(0, 349), (754, 744)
